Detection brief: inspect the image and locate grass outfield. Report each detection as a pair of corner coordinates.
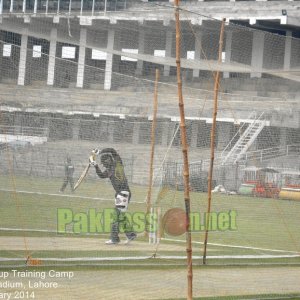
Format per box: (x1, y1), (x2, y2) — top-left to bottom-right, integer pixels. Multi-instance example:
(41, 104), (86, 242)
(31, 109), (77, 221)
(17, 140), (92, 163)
(0, 265), (299, 299)
(0, 174), (299, 265)
(0, 175), (300, 299)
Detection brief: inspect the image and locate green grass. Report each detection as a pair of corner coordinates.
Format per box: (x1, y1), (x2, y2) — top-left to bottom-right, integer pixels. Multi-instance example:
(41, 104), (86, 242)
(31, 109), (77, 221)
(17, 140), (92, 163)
(0, 174), (300, 266)
(163, 293), (300, 300)
(0, 174), (149, 201)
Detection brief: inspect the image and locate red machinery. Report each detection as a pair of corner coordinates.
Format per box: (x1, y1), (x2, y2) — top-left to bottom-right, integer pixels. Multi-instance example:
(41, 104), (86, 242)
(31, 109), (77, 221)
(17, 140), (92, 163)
(239, 167), (280, 198)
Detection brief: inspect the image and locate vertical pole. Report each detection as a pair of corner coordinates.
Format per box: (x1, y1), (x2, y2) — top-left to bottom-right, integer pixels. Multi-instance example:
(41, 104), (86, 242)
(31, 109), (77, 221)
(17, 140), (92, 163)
(250, 31), (264, 78)
(76, 28), (87, 88)
(146, 69), (159, 239)
(202, 18), (226, 265)
(284, 30), (292, 71)
(22, 0), (26, 13)
(104, 29), (115, 90)
(193, 30), (201, 78)
(47, 28), (57, 86)
(80, 0), (83, 15)
(92, 0), (95, 15)
(174, 1), (193, 299)
(223, 29), (232, 78)
(68, 0), (72, 14)
(164, 31), (172, 76)
(136, 29), (145, 76)
(33, 0), (37, 13)
(18, 30), (28, 86)
(10, 0), (13, 13)
(104, 0), (107, 14)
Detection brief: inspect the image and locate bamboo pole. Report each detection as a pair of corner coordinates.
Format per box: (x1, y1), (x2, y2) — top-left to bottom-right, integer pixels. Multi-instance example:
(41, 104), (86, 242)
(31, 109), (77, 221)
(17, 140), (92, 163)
(174, 1), (193, 299)
(146, 69), (159, 237)
(203, 18), (226, 265)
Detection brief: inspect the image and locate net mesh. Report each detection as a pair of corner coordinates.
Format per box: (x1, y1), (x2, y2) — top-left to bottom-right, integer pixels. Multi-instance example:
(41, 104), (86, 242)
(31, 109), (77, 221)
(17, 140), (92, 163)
(0, 3), (300, 299)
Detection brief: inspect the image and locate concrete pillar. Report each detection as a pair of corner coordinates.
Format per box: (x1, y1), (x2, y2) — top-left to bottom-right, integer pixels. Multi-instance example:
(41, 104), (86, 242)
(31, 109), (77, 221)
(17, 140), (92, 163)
(76, 28), (87, 88)
(34, 0), (37, 13)
(18, 30), (28, 86)
(104, 29), (115, 90)
(132, 122), (140, 145)
(0, 34), (3, 82)
(43, 117), (51, 138)
(190, 121), (199, 148)
(193, 32), (201, 78)
(250, 31), (264, 78)
(217, 123), (231, 151)
(10, 0), (13, 12)
(136, 29), (145, 76)
(279, 127), (288, 148)
(161, 121), (170, 146)
(47, 28), (57, 86)
(284, 30), (292, 71)
(223, 30), (233, 79)
(108, 120), (114, 143)
(14, 113), (23, 135)
(72, 119), (81, 140)
(164, 30), (172, 76)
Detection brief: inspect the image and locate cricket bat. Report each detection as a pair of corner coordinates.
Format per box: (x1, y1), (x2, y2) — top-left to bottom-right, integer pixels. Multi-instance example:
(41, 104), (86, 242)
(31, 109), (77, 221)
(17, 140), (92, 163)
(74, 164), (90, 191)
(73, 154), (95, 191)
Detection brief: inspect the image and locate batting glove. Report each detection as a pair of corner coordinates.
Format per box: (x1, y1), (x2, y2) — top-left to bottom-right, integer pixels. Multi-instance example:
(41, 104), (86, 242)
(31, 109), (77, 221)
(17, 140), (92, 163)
(92, 148), (100, 155)
(89, 155), (98, 167)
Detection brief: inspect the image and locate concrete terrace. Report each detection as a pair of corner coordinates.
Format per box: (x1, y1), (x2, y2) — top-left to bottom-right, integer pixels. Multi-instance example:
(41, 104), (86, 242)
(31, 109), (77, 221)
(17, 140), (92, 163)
(0, 1), (299, 128)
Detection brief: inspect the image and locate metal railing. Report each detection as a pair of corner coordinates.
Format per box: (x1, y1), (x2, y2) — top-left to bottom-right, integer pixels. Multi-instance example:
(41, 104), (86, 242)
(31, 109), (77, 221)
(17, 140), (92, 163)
(0, 0), (296, 15)
(220, 111), (266, 165)
(0, 0), (129, 15)
(220, 111), (257, 159)
(243, 144), (300, 163)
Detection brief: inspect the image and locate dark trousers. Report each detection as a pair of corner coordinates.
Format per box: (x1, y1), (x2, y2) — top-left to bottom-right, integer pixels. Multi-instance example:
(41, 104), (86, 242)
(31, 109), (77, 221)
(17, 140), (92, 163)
(110, 208), (136, 242)
(60, 177), (74, 192)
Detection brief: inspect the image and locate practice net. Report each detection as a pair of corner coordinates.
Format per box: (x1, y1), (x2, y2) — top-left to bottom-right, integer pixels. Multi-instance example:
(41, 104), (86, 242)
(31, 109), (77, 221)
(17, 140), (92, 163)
(0, 4), (300, 299)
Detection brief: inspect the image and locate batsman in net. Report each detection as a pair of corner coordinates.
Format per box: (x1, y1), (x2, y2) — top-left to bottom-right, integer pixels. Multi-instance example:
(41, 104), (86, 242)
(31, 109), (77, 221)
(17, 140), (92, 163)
(89, 148), (137, 245)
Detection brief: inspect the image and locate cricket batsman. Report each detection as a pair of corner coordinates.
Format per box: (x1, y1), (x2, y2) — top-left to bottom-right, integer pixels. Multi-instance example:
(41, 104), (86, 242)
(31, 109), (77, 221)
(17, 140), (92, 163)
(89, 148), (137, 245)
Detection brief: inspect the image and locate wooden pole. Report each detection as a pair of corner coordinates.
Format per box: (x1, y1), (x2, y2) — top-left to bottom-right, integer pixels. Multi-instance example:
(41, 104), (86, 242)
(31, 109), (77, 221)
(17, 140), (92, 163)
(146, 69), (160, 236)
(203, 18), (226, 265)
(174, 1), (193, 299)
